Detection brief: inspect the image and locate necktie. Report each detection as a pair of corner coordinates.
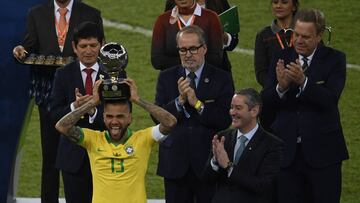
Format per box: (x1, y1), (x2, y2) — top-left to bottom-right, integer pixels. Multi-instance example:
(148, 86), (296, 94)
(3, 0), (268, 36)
(234, 135), (248, 164)
(302, 57), (309, 72)
(187, 72), (197, 89)
(84, 69), (94, 95)
(58, 8), (68, 48)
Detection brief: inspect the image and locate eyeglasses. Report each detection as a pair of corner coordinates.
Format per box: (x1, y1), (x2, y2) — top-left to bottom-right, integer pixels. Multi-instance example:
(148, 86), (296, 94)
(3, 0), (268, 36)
(178, 44), (203, 55)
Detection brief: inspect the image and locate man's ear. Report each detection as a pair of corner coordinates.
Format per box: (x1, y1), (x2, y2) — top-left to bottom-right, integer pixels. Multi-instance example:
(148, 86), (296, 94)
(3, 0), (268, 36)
(251, 105), (260, 118)
(316, 31), (324, 44)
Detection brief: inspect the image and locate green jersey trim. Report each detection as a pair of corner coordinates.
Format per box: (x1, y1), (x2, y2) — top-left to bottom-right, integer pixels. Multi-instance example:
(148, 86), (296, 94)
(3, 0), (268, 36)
(105, 128), (133, 146)
(77, 127), (85, 144)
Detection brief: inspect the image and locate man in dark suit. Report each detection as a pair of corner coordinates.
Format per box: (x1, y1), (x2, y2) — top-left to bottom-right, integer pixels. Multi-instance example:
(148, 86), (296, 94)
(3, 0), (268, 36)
(164, 0), (239, 73)
(202, 88), (283, 203)
(154, 25), (234, 203)
(49, 22), (105, 203)
(261, 8), (349, 203)
(12, 1), (103, 202)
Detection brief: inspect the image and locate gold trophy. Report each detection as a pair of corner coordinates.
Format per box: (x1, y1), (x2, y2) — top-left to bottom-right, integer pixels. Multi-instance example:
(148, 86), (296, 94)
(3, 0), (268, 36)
(98, 42), (129, 100)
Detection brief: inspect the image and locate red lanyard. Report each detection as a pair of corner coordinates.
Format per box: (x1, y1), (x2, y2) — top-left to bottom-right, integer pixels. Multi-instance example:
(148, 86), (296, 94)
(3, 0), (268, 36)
(276, 32), (293, 49)
(177, 15), (196, 30)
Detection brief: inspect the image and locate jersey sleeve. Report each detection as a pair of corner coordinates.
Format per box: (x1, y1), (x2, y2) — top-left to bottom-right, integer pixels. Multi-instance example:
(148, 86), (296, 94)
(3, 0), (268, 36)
(152, 124), (168, 142)
(78, 128), (96, 150)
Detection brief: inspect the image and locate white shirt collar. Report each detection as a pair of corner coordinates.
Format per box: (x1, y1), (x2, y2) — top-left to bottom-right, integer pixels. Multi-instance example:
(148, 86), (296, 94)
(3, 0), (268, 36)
(54, 0), (74, 14)
(299, 47), (317, 66)
(236, 123), (259, 142)
(80, 61), (100, 73)
(193, 3), (202, 16)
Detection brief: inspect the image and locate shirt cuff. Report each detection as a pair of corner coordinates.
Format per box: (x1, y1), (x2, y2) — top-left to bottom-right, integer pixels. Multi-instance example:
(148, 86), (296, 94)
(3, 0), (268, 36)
(276, 84), (288, 99)
(174, 97), (183, 112)
(70, 102), (75, 111)
(152, 124), (167, 142)
(223, 32), (232, 48)
(227, 166), (234, 177)
(296, 77), (308, 98)
(210, 157), (219, 171)
(88, 107), (97, 124)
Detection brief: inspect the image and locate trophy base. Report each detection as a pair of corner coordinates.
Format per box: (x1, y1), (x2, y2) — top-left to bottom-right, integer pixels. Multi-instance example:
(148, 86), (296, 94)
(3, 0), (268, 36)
(100, 82), (130, 101)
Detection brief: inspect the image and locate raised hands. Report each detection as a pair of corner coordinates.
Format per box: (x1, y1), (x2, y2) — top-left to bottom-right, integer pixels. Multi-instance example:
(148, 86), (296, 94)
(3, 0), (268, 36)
(177, 76), (198, 107)
(121, 78), (140, 103)
(212, 134), (230, 169)
(276, 59), (306, 92)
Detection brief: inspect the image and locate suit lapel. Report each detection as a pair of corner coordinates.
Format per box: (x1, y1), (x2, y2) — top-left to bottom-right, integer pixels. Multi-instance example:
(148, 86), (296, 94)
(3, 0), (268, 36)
(73, 61), (86, 94)
(177, 65), (186, 80)
(224, 129), (238, 162)
(237, 127), (263, 163)
(306, 45), (327, 78)
(196, 63), (212, 99)
(46, 1), (62, 54)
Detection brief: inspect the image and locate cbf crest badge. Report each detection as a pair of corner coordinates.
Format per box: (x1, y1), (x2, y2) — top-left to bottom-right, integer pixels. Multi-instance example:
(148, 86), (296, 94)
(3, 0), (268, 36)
(125, 145), (134, 155)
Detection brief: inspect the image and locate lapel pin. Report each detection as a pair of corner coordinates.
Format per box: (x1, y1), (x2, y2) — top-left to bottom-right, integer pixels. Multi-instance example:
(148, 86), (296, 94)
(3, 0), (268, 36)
(249, 147), (252, 151)
(204, 78), (210, 83)
(99, 74), (104, 80)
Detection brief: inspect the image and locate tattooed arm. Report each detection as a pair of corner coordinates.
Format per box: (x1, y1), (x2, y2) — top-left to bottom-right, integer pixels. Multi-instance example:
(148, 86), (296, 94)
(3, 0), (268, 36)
(55, 80), (102, 142)
(123, 78), (177, 134)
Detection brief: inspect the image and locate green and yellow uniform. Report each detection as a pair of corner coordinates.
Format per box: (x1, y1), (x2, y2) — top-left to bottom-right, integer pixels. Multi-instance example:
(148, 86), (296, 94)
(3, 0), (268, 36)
(78, 126), (160, 203)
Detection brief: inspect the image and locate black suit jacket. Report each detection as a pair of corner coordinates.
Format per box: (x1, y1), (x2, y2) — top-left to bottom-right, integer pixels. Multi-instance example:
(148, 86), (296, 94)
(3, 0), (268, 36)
(49, 61), (107, 173)
(203, 127), (283, 203)
(261, 45), (349, 168)
(23, 0), (103, 105)
(155, 63), (234, 178)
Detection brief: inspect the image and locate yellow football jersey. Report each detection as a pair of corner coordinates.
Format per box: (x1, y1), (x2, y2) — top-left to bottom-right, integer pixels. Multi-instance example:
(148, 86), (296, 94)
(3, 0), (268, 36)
(79, 127), (155, 203)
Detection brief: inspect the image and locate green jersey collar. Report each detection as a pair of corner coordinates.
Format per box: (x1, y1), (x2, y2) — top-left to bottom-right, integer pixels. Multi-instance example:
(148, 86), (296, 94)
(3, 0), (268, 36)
(105, 128), (133, 146)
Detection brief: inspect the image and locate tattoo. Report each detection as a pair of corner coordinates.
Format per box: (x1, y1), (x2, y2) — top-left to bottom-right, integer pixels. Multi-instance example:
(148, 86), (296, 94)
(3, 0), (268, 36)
(67, 126), (82, 142)
(55, 99), (97, 142)
(135, 98), (176, 134)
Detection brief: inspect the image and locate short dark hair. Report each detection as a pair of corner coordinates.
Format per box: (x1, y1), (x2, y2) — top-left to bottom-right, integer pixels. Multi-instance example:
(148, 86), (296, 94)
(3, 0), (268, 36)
(176, 25), (206, 46)
(73, 21), (104, 46)
(294, 8), (326, 35)
(235, 88), (262, 116)
(103, 99), (133, 113)
(271, 0), (299, 15)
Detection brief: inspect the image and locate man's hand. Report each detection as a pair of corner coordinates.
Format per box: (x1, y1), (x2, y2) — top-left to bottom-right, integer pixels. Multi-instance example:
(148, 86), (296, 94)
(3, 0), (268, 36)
(212, 135), (230, 169)
(177, 77), (189, 105)
(73, 88), (93, 109)
(285, 59), (306, 86)
(276, 59), (291, 92)
(123, 77), (177, 135)
(122, 78), (140, 103)
(177, 76), (198, 107)
(13, 45), (28, 60)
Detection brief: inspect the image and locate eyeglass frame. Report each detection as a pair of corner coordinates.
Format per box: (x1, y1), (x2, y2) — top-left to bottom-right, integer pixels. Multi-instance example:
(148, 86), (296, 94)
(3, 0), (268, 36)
(177, 44), (204, 55)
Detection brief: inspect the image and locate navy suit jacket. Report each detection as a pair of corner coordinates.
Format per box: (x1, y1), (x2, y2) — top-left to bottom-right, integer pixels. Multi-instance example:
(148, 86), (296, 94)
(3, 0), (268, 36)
(49, 61), (107, 173)
(261, 44), (349, 168)
(155, 63), (234, 178)
(202, 127), (283, 203)
(23, 0), (103, 105)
